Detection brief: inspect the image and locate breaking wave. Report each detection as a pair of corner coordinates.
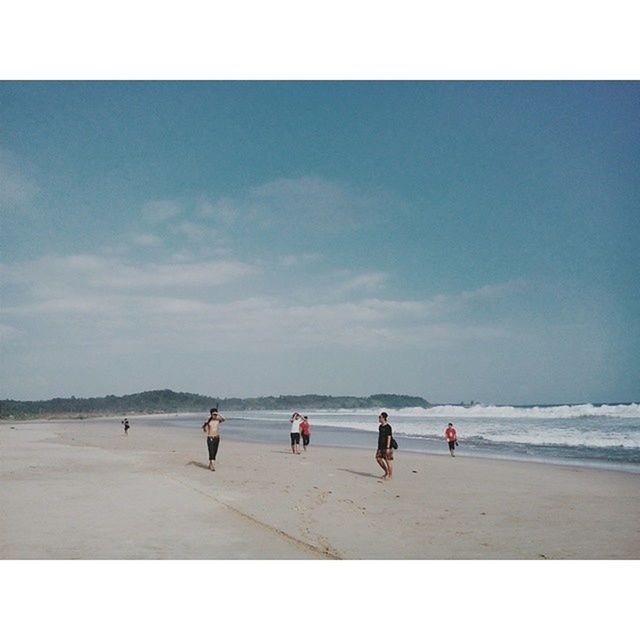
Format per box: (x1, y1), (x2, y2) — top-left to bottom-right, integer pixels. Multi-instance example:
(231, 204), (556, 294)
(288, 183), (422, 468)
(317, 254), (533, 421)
(325, 403), (640, 420)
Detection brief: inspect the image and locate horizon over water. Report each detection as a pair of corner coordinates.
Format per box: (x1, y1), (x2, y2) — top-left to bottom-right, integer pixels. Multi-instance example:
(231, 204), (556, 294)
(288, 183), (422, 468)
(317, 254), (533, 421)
(137, 401), (640, 474)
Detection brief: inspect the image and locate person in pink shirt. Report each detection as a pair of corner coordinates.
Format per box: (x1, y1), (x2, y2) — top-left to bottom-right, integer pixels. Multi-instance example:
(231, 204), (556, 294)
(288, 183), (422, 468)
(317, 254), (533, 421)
(445, 422), (458, 457)
(300, 416), (311, 451)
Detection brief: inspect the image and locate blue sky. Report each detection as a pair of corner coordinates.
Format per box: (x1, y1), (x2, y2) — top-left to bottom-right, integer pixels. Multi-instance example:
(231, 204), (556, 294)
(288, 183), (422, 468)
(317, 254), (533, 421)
(1, 81), (638, 403)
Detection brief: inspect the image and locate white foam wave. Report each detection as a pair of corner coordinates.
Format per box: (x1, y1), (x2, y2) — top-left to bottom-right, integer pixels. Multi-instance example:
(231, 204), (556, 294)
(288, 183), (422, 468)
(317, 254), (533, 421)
(320, 403), (640, 419)
(302, 409), (640, 449)
(306, 421), (640, 449)
(466, 431), (640, 449)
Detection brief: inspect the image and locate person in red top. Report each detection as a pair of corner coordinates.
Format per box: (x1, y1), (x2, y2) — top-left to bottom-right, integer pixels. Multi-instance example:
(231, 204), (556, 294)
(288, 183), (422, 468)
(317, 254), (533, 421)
(300, 416), (311, 451)
(445, 422), (458, 457)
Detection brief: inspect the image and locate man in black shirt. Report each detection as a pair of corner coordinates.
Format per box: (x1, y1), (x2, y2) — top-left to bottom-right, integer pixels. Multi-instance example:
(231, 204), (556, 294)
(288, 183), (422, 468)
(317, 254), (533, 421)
(375, 411), (393, 480)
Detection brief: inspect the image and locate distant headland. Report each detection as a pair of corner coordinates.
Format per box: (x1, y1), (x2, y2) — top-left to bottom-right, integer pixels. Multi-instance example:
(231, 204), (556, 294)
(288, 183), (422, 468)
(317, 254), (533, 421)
(0, 389), (431, 419)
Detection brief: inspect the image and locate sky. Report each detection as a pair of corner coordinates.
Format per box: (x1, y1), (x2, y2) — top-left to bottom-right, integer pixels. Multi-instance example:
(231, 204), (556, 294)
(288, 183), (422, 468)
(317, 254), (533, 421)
(1, 81), (639, 404)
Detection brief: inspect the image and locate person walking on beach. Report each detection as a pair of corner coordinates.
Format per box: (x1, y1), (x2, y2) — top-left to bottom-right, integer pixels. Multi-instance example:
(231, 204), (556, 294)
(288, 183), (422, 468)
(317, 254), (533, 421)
(375, 412), (394, 480)
(300, 415), (311, 451)
(202, 408), (225, 471)
(445, 422), (458, 457)
(290, 412), (303, 454)
(122, 418), (130, 435)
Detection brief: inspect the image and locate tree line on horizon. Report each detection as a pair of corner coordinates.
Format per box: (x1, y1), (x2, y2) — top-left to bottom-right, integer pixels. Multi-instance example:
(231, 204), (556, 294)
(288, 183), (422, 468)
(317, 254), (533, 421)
(0, 389), (431, 419)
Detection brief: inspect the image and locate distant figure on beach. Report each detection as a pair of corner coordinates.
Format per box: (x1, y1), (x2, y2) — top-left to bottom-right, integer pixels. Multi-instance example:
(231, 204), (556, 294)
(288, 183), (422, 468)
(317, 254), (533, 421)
(375, 412), (393, 480)
(202, 408), (225, 471)
(122, 418), (130, 435)
(300, 415), (311, 451)
(445, 422), (458, 457)
(290, 412), (303, 454)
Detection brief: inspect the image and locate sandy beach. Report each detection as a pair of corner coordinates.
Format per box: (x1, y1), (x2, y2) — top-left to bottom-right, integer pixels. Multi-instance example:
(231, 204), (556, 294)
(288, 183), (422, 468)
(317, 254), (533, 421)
(1, 418), (638, 559)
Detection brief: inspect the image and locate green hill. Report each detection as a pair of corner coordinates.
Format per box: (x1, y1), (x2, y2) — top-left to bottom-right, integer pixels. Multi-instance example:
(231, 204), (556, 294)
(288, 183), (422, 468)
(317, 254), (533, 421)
(0, 389), (430, 419)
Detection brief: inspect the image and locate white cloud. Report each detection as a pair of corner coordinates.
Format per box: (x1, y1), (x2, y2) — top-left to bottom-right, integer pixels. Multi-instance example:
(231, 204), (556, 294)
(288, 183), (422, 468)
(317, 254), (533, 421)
(142, 295), (508, 352)
(0, 254), (259, 299)
(247, 175), (388, 230)
(0, 149), (38, 208)
(279, 252), (324, 268)
(0, 323), (23, 342)
(141, 199), (183, 223)
(170, 221), (225, 244)
(335, 271), (389, 293)
(458, 280), (526, 301)
(196, 196), (240, 224)
(5, 296), (113, 315)
(131, 233), (163, 247)
(94, 261), (256, 289)
(1, 249), (521, 363)
(423, 280), (527, 315)
(189, 175), (400, 232)
(128, 176), (399, 260)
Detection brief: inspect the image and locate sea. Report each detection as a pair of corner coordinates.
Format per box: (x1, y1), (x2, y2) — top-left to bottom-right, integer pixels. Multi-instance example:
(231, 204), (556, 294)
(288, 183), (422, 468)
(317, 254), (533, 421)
(137, 403), (640, 474)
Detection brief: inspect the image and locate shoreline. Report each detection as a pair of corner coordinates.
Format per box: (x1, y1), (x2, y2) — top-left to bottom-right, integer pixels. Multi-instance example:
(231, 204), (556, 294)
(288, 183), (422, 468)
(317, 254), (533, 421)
(91, 411), (640, 476)
(4, 410), (638, 475)
(2, 419), (639, 559)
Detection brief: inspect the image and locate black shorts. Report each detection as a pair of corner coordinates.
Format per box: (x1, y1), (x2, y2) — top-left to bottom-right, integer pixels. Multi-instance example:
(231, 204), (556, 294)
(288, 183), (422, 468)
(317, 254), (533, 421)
(207, 436), (220, 460)
(290, 432), (300, 445)
(448, 440), (456, 451)
(302, 433), (310, 446)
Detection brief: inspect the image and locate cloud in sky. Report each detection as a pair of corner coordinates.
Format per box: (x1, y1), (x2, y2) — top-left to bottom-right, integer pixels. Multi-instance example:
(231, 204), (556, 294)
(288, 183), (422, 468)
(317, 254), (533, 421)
(0, 323), (23, 341)
(131, 233), (163, 247)
(170, 221), (227, 244)
(195, 196), (240, 225)
(1, 254), (258, 296)
(279, 252), (324, 268)
(194, 175), (400, 231)
(1, 249), (516, 360)
(335, 271), (389, 294)
(141, 199), (183, 223)
(130, 176), (388, 253)
(0, 149), (39, 208)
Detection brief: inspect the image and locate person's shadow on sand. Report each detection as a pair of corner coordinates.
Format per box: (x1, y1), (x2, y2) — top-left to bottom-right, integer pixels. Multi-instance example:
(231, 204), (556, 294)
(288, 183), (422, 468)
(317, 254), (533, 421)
(338, 468), (380, 479)
(186, 461), (210, 471)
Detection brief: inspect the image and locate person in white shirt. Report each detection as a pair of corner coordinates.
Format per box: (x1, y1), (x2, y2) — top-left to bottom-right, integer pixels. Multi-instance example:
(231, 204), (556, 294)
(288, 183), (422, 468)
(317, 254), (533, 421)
(289, 412), (303, 454)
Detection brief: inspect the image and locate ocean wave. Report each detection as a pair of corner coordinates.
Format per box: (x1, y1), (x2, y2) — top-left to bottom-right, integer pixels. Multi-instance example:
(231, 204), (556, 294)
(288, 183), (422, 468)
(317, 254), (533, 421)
(304, 415), (640, 449)
(387, 430), (639, 449)
(448, 432), (640, 450)
(322, 403), (640, 419)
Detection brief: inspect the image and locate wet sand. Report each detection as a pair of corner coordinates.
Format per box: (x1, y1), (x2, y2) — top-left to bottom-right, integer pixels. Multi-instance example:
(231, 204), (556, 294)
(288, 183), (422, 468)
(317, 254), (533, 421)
(1, 418), (638, 559)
